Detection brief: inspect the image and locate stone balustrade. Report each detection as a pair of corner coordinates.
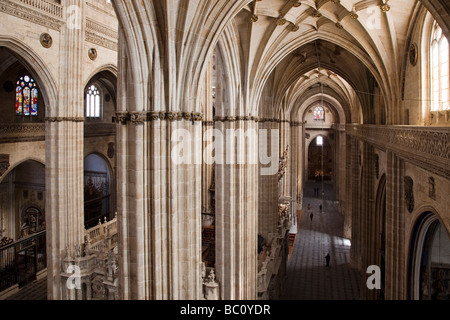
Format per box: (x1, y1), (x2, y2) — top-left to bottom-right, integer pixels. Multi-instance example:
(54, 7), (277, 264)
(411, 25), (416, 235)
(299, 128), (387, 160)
(61, 213), (118, 300)
(344, 124), (450, 179)
(11, 0), (63, 17)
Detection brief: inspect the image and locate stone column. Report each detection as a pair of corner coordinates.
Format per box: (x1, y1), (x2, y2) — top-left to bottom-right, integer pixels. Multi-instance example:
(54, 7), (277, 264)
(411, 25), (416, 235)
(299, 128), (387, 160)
(361, 143), (376, 299)
(343, 132), (353, 239)
(46, 0), (86, 300)
(290, 121), (303, 230)
(349, 137), (362, 270)
(258, 120), (278, 241)
(117, 112), (203, 300)
(215, 118), (258, 300)
(385, 151), (406, 300)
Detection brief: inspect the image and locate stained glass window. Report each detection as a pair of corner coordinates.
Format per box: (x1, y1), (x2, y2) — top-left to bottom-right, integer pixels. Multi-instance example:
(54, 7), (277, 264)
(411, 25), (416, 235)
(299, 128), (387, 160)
(314, 106), (325, 120)
(431, 21), (449, 111)
(16, 75), (38, 117)
(86, 84), (101, 118)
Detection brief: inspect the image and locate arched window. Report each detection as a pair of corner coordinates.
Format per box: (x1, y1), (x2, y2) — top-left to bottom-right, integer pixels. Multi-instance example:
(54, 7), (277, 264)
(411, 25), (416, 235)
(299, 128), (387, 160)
(15, 75), (38, 117)
(430, 21), (449, 111)
(316, 136), (323, 146)
(314, 106), (325, 120)
(86, 84), (101, 118)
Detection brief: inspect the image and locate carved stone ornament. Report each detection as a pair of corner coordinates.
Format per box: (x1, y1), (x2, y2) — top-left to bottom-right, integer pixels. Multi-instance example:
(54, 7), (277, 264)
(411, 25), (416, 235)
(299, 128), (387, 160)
(0, 154), (10, 176)
(404, 176), (414, 213)
(108, 142), (115, 159)
(40, 33), (53, 48)
(129, 112), (147, 124)
(428, 177), (436, 200)
(88, 48), (98, 61)
(409, 43), (418, 66)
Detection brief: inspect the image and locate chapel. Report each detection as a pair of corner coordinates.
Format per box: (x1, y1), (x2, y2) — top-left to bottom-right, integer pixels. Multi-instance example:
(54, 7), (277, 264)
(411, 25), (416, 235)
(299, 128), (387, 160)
(0, 0), (449, 301)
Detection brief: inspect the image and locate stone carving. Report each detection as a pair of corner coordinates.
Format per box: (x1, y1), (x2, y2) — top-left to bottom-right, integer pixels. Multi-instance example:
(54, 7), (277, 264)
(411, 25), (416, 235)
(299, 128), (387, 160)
(129, 112), (147, 125)
(0, 154), (10, 176)
(278, 145), (289, 182)
(0, 0), (64, 31)
(428, 177), (435, 200)
(404, 176), (414, 213)
(114, 111), (203, 124)
(409, 43), (418, 66)
(348, 125), (449, 179)
(88, 48), (98, 61)
(107, 142), (115, 159)
(40, 32), (53, 48)
(380, 1), (390, 12)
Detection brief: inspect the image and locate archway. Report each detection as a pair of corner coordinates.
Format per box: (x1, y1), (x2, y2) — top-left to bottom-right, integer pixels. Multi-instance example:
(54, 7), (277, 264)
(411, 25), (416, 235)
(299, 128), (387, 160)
(409, 211), (450, 300)
(0, 160), (46, 290)
(307, 135), (332, 182)
(83, 154), (113, 229)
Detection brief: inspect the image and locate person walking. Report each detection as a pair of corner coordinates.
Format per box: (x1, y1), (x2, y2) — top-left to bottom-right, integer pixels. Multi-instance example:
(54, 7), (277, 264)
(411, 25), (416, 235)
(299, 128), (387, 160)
(325, 253), (330, 267)
(310, 212), (313, 222)
(319, 204), (322, 212)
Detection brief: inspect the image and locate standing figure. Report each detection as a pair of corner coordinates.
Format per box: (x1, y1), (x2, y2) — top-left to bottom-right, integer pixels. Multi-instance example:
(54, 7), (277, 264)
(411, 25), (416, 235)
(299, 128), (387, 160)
(325, 253), (330, 267)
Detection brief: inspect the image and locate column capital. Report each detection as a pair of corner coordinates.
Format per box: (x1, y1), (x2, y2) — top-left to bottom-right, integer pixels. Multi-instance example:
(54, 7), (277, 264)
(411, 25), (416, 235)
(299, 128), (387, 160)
(114, 111), (203, 124)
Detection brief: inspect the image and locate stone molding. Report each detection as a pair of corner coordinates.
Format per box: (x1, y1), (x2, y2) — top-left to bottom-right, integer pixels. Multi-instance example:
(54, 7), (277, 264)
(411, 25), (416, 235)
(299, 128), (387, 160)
(85, 18), (118, 51)
(0, 0), (64, 31)
(115, 111), (203, 125)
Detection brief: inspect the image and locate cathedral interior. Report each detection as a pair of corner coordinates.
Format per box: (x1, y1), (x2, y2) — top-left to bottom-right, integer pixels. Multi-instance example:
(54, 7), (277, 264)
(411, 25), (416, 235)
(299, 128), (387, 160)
(0, 0), (449, 303)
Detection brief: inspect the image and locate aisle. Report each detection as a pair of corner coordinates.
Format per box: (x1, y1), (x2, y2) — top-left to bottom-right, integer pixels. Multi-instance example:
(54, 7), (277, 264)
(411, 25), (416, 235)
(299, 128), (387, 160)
(281, 181), (361, 300)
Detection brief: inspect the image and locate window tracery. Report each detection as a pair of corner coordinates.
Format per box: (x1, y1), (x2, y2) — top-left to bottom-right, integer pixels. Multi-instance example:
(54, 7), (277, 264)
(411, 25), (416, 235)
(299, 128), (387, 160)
(15, 75), (38, 117)
(430, 21), (449, 111)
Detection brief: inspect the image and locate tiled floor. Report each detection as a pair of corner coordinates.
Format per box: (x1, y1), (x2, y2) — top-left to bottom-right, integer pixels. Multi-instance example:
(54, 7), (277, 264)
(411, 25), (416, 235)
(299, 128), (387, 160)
(280, 180), (362, 300)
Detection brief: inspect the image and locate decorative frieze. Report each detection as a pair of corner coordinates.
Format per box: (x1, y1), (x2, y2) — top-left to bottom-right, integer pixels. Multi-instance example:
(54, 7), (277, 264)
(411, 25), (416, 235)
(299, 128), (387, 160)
(0, 0), (64, 31)
(0, 123), (45, 143)
(347, 125), (450, 179)
(45, 117), (85, 122)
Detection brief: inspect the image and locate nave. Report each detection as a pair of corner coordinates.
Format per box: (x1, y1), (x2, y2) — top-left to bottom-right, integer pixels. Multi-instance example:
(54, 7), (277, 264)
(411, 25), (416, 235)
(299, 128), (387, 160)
(281, 181), (361, 300)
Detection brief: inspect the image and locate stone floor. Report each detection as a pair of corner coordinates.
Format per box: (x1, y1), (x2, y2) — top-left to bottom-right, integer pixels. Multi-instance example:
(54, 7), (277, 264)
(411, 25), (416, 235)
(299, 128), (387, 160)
(280, 180), (362, 300)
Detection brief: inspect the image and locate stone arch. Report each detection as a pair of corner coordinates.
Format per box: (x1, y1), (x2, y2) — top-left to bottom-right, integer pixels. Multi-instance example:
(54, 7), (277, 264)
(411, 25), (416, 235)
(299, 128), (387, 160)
(408, 209), (450, 299)
(0, 36), (57, 116)
(306, 134), (333, 182)
(0, 157), (45, 184)
(420, 0), (450, 42)
(83, 152), (114, 229)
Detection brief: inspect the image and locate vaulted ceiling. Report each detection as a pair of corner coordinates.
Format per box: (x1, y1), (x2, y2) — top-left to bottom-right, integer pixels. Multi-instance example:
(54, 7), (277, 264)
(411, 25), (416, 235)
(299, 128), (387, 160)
(223, 0), (424, 124)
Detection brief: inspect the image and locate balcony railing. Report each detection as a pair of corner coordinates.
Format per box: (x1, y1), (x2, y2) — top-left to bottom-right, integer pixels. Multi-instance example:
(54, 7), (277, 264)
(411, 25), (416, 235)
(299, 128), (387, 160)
(0, 230), (46, 292)
(11, 0), (63, 18)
